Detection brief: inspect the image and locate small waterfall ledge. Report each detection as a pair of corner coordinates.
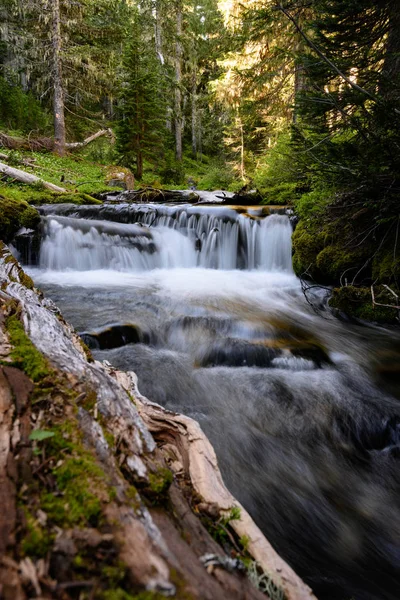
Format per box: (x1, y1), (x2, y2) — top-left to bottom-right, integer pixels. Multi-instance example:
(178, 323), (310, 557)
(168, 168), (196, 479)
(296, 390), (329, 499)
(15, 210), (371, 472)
(31, 203), (294, 272)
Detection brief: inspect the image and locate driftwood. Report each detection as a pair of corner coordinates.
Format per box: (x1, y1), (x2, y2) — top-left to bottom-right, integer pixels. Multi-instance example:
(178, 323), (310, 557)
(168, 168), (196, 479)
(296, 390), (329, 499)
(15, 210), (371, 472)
(0, 161), (66, 193)
(0, 243), (317, 599)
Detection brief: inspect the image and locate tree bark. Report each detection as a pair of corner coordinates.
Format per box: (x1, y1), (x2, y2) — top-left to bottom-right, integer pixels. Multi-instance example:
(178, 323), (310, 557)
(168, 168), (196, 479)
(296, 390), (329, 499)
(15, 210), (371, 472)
(192, 66), (198, 158)
(175, 1), (183, 162)
(0, 161), (66, 192)
(52, 0), (66, 157)
(239, 118), (245, 180)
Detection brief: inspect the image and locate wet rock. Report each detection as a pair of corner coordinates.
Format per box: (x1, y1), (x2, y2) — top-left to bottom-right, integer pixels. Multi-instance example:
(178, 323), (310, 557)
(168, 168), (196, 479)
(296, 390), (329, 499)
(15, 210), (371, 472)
(80, 323), (151, 351)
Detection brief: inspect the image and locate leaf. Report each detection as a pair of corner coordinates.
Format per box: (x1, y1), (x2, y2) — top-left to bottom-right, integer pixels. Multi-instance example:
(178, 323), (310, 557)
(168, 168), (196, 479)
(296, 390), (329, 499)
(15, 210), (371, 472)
(29, 429), (55, 442)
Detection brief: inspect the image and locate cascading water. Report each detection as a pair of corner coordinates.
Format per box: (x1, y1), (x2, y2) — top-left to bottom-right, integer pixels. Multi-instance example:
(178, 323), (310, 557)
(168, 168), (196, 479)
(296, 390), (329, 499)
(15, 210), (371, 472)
(37, 206), (294, 272)
(23, 201), (400, 600)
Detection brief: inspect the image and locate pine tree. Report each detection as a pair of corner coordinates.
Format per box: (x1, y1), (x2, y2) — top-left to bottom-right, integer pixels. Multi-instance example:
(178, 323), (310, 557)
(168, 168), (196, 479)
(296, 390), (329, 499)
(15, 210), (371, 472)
(116, 7), (168, 179)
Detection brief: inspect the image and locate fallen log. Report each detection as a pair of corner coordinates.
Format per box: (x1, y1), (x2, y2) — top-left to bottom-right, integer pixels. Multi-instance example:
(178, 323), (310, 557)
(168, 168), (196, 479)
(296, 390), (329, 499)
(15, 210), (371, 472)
(0, 161), (66, 193)
(0, 243), (316, 600)
(65, 128), (114, 150)
(0, 129), (113, 154)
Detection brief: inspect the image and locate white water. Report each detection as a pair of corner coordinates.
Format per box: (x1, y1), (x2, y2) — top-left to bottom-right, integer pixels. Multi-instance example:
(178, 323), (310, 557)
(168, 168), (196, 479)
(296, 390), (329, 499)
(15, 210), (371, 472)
(25, 201), (400, 600)
(39, 207), (293, 272)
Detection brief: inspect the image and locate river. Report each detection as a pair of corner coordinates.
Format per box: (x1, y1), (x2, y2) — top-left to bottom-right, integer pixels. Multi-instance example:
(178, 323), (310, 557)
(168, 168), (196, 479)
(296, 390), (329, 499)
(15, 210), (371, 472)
(19, 200), (400, 600)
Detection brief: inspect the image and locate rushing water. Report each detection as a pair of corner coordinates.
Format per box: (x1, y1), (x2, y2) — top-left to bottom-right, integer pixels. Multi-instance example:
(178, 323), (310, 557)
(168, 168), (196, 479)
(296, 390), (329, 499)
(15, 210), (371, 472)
(22, 202), (400, 600)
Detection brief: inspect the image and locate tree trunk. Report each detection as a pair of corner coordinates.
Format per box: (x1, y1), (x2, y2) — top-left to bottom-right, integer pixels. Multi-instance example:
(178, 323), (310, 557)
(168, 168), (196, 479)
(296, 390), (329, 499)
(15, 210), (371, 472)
(192, 67), (198, 158)
(52, 0), (66, 157)
(175, 1), (183, 162)
(155, 0), (164, 64)
(137, 138), (143, 180)
(239, 117), (245, 180)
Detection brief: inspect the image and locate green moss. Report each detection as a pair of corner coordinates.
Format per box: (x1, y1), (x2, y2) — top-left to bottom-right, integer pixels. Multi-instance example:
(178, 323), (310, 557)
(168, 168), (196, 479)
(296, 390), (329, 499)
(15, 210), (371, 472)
(330, 285), (399, 323)
(372, 250), (400, 282)
(0, 195), (40, 242)
(292, 220), (325, 278)
(38, 424), (109, 528)
(21, 512), (54, 558)
(102, 563), (128, 587)
(316, 245), (362, 282)
(6, 314), (52, 381)
(148, 468), (173, 496)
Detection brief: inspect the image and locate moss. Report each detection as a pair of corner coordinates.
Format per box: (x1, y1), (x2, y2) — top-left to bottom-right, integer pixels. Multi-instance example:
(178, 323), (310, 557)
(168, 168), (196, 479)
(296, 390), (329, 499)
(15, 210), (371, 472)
(148, 468), (173, 497)
(6, 314), (52, 381)
(292, 220), (325, 278)
(316, 245), (362, 282)
(0, 185), (101, 208)
(329, 285), (399, 323)
(0, 195), (40, 242)
(21, 512), (54, 558)
(372, 249), (400, 282)
(38, 424), (109, 528)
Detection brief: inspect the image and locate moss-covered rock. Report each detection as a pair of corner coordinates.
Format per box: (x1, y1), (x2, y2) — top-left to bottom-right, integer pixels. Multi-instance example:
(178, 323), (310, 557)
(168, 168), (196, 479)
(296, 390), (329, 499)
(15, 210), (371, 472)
(0, 196), (40, 242)
(316, 245), (364, 282)
(292, 219), (325, 278)
(329, 285), (399, 323)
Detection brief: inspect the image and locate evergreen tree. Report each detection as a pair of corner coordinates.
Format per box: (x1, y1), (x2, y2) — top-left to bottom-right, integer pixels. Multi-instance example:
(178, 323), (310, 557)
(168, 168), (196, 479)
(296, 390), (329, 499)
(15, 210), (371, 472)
(116, 7), (167, 179)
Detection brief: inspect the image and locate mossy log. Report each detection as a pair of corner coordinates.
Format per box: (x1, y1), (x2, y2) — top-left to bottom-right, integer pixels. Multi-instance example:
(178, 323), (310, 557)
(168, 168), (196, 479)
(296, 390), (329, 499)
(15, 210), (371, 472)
(0, 243), (317, 600)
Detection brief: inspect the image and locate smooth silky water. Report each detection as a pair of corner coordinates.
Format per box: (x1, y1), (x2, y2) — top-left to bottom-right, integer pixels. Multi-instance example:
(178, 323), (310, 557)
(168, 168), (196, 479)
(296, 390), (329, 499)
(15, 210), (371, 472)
(21, 202), (400, 600)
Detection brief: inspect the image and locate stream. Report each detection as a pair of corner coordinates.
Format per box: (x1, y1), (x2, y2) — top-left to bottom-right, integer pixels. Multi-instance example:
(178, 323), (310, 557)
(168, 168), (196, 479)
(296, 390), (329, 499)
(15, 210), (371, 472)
(18, 200), (400, 600)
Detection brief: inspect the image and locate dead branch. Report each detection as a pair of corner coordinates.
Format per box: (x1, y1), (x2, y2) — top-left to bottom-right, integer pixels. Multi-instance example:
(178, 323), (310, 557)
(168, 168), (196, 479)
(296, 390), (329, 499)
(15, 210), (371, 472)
(371, 285), (400, 312)
(65, 128), (114, 150)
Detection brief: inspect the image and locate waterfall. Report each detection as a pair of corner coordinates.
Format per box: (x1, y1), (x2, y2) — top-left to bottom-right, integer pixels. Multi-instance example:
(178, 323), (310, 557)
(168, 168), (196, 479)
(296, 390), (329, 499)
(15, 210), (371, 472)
(38, 205), (293, 272)
(24, 199), (400, 600)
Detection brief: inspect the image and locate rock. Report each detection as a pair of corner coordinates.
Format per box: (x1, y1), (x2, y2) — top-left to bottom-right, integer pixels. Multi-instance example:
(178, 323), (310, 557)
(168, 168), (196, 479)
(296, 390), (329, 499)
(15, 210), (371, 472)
(106, 167), (135, 190)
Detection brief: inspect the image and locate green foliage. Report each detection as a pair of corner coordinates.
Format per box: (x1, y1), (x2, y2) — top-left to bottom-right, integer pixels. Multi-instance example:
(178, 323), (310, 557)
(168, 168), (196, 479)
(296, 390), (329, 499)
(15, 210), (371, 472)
(21, 512), (53, 558)
(159, 156), (186, 186)
(294, 189), (332, 220)
(6, 315), (51, 382)
(116, 7), (168, 179)
(29, 430), (55, 441)
(0, 77), (50, 133)
(330, 286), (399, 323)
(197, 163), (236, 191)
(253, 130), (310, 204)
